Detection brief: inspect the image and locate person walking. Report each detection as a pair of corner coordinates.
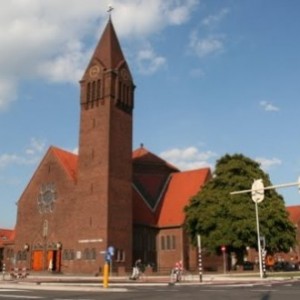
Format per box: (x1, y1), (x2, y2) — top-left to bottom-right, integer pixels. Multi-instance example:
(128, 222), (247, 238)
(130, 258), (142, 280)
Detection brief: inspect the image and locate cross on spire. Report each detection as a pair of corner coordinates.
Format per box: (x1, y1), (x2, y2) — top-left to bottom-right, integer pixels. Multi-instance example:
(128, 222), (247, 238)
(107, 5), (114, 18)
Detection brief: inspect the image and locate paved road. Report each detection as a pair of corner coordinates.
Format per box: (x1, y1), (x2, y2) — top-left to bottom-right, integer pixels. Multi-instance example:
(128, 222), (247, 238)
(1, 281), (300, 300)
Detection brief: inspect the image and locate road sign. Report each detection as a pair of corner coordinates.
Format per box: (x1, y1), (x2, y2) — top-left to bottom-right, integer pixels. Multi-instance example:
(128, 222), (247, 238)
(107, 246), (115, 256)
(105, 252), (111, 262)
(221, 246), (226, 252)
(251, 179), (265, 203)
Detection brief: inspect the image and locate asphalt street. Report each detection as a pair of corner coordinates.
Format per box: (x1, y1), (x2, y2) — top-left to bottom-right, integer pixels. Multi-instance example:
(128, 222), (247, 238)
(1, 280), (300, 300)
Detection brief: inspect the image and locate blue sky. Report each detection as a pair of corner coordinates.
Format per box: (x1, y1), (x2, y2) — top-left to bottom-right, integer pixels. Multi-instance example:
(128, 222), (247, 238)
(1, 0), (300, 228)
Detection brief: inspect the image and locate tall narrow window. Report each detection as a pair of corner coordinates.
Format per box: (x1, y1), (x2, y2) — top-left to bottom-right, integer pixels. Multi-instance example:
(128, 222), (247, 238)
(87, 82), (91, 102)
(119, 81), (123, 103)
(127, 87), (132, 109)
(92, 81), (96, 101)
(161, 236), (165, 250)
(172, 235), (176, 250)
(91, 248), (96, 260)
(97, 80), (101, 99)
(166, 235), (171, 250)
(122, 84), (126, 105)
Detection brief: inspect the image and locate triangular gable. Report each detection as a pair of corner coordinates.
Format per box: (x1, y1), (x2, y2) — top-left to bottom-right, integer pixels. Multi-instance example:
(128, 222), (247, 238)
(133, 146), (179, 172)
(132, 146), (179, 209)
(157, 168), (211, 227)
(133, 174), (170, 209)
(51, 147), (78, 181)
(17, 146), (77, 205)
(0, 229), (15, 246)
(132, 188), (158, 226)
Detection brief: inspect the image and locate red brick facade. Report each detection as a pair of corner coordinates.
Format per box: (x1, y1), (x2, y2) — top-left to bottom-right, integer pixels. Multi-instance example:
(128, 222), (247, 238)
(2, 18), (211, 275)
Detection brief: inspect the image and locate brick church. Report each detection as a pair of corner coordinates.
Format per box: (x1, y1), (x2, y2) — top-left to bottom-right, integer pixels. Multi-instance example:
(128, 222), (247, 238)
(0, 17), (211, 275)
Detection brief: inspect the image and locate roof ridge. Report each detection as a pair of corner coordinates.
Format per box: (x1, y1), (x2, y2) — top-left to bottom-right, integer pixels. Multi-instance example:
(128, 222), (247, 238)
(50, 146), (78, 181)
(132, 146), (179, 171)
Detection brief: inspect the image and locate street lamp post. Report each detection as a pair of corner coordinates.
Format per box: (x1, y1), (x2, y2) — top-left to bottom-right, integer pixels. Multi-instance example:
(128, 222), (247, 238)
(251, 179), (265, 279)
(230, 177), (300, 279)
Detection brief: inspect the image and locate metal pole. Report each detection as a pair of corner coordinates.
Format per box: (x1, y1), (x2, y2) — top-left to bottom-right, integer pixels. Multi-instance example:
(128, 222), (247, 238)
(223, 251), (226, 274)
(2, 263), (5, 280)
(262, 248), (266, 278)
(230, 180), (300, 195)
(255, 201), (263, 279)
(197, 234), (203, 282)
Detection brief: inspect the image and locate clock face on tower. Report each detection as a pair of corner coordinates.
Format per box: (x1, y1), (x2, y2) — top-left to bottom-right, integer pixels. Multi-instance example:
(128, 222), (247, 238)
(37, 183), (57, 214)
(89, 65), (100, 78)
(120, 68), (129, 80)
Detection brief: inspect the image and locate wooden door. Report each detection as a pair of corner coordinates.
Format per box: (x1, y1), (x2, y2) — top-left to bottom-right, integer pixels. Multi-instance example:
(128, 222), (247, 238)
(32, 251), (43, 271)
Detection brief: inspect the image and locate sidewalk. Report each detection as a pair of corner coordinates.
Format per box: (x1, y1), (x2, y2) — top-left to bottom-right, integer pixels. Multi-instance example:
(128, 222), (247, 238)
(0, 271), (299, 291)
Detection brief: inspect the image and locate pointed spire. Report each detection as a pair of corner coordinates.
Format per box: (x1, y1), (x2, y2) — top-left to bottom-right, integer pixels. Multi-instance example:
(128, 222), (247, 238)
(90, 18), (125, 70)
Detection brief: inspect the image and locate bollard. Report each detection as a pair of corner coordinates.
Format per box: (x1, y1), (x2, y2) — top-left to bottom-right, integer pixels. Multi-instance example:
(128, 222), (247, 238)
(262, 249), (267, 278)
(197, 234), (203, 282)
(2, 263), (5, 280)
(103, 262), (109, 288)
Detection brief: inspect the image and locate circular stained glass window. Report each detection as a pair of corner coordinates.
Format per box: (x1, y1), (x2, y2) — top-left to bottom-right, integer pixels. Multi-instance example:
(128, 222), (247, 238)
(37, 183), (57, 213)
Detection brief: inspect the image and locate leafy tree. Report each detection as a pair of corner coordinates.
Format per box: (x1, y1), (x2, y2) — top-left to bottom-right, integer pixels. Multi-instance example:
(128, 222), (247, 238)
(185, 154), (296, 263)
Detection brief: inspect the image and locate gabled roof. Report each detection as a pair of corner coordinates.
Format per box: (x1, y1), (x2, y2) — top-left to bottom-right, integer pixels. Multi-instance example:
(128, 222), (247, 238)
(132, 188), (158, 226)
(286, 205), (300, 224)
(0, 228), (15, 246)
(51, 146), (78, 181)
(157, 168), (211, 227)
(133, 145), (179, 210)
(133, 146), (179, 172)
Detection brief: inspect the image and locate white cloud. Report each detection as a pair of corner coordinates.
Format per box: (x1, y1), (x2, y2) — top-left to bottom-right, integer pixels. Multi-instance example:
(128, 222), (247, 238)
(0, 138), (46, 169)
(255, 157), (282, 170)
(260, 101), (279, 112)
(202, 8), (230, 28)
(0, 78), (17, 110)
(136, 45), (166, 75)
(160, 146), (217, 171)
(188, 6), (229, 59)
(0, 153), (21, 168)
(189, 32), (224, 58)
(25, 138), (46, 156)
(111, 0), (198, 37)
(37, 40), (89, 83)
(0, 0), (198, 111)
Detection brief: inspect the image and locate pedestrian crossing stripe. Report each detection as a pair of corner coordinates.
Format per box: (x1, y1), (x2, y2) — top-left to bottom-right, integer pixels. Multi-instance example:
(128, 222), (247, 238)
(0, 295), (43, 299)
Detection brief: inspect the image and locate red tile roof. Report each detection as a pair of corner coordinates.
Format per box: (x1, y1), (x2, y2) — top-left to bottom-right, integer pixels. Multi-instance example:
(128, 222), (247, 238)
(51, 146), (78, 181)
(0, 229), (15, 246)
(133, 146), (179, 172)
(157, 168), (211, 227)
(286, 205), (300, 224)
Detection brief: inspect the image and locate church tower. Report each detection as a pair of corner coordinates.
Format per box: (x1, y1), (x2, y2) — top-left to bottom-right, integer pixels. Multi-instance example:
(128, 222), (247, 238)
(77, 17), (135, 270)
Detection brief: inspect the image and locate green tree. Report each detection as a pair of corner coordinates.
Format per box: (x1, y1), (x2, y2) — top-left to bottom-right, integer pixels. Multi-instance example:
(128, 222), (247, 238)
(185, 154), (296, 263)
